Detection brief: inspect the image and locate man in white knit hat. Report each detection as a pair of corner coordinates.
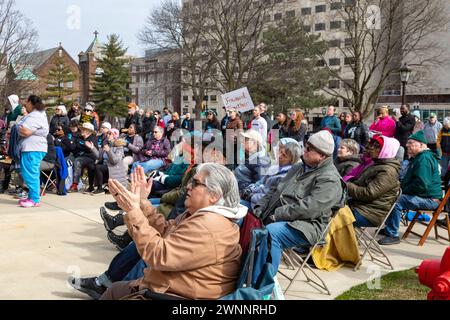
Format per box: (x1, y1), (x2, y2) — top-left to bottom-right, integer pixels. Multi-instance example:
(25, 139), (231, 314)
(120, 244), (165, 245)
(254, 130), (346, 272)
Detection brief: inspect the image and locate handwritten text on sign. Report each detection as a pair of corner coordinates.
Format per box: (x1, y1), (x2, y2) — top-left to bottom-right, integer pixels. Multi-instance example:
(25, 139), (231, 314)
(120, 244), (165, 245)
(221, 87), (255, 113)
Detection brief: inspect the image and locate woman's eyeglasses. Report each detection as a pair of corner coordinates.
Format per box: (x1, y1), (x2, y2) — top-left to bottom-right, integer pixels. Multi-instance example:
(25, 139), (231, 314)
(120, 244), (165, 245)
(191, 179), (207, 189)
(84, 109), (92, 112)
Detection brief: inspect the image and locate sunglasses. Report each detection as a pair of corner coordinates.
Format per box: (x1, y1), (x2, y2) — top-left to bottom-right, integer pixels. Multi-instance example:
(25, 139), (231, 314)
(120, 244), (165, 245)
(55, 128), (63, 132)
(191, 178), (207, 189)
(84, 109), (92, 112)
(305, 144), (323, 155)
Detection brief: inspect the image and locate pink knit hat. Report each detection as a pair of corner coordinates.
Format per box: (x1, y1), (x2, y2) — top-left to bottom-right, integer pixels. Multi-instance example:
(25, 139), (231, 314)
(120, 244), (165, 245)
(109, 128), (120, 139)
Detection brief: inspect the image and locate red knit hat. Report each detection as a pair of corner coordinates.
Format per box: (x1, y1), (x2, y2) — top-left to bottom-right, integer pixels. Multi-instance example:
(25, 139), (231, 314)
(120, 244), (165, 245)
(371, 135), (384, 149)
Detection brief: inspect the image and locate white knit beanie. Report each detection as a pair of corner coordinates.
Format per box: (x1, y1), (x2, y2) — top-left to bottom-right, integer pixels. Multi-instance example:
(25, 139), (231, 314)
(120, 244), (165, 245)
(307, 130), (335, 156)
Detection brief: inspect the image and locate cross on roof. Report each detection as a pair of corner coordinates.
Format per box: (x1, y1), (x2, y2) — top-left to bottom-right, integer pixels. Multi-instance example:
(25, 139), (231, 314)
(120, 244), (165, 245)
(94, 30), (99, 38)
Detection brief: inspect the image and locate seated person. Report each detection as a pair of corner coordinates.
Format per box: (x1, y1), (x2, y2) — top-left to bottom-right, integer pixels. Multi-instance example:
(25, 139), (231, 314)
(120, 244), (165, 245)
(132, 126), (171, 174)
(335, 138), (361, 177)
(54, 123), (76, 159)
(241, 138), (302, 210)
(69, 164), (247, 300)
(40, 133), (56, 172)
(253, 131), (345, 272)
(346, 135), (401, 227)
(97, 122), (111, 149)
(122, 124), (144, 168)
(234, 130), (271, 194)
(91, 129), (127, 194)
(380, 131), (443, 245)
(69, 123), (99, 192)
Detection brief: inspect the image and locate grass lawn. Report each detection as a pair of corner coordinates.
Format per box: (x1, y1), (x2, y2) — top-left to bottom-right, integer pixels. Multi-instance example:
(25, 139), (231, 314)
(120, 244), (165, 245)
(336, 268), (429, 300)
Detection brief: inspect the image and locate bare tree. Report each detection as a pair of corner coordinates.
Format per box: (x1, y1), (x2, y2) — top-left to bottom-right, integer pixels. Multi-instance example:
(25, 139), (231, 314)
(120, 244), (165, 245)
(138, 0), (216, 118)
(0, 0), (39, 105)
(318, 0), (449, 118)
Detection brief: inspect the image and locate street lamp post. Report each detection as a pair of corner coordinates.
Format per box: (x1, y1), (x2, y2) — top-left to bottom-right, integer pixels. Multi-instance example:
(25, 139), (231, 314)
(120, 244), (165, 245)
(400, 63), (412, 106)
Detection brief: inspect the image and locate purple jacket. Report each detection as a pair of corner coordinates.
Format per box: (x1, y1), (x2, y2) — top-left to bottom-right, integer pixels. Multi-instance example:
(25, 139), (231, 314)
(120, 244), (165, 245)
(138, 137), (171, 163)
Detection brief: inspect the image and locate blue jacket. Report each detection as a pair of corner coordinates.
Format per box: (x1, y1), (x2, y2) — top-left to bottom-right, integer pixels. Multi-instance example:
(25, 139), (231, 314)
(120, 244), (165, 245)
(235, 151), (272, 192)
(320, 115), (341, 136)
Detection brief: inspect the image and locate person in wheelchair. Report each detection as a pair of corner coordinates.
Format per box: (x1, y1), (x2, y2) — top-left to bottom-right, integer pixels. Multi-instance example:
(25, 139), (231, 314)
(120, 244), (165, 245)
(346, 135), (401, 228)
(253, 130), (345, 272)
(69, 164), (247, 300)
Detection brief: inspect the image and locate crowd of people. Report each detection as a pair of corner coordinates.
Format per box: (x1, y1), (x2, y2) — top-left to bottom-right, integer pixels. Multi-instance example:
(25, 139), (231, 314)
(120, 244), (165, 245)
(0, 95), (449, 300)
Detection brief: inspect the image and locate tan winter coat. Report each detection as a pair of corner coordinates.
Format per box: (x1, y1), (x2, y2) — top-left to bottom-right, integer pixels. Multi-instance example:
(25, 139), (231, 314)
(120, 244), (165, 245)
(125, 201), (243, 299)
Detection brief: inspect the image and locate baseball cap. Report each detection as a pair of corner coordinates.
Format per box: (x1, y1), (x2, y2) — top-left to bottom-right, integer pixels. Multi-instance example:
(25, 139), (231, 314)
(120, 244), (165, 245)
(241, 130), (263, 146)
(81, 122), (95, 132)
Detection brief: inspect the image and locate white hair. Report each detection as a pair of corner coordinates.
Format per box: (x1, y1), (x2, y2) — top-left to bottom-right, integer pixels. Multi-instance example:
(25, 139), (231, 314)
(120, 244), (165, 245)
(57, 105), (67, 115)
(196, 163), (240, 208)
(153, 126), (164, 134)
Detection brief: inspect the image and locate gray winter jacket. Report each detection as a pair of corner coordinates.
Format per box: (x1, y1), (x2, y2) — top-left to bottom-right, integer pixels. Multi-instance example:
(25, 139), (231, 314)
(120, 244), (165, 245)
(254, 157), (346, 245)
(93, 143), (128, 186)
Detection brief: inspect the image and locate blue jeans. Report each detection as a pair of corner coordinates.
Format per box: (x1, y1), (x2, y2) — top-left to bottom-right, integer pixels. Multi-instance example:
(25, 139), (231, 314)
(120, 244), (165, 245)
(385, 194), (439, 237)
(123, 259), (147, 281)
(132, 159), (164, 174)
(352, 208), (376, 228)
(266, 222), (310, 272)
(442, 155), (450, 177)
(104, 242), (141, 283)
(150, 198), (161, 206)
(21, 151), (46, 203)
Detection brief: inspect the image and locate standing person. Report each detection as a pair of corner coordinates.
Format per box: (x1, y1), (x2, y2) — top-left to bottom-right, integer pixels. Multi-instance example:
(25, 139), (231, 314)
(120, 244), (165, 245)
(340, 112), (352, 138)
(6, 94), (23, 126)
(320, 105), (341, 136)
(251, 106), (268, 145)
(394, 104), (416, 149)
(225, 109), (244, 167)
(269, 112), (288, 147)
(165, 112), (181, 142)
(345, 111), (369, 151)
(258, 103), (271, 131)
(162, 107), (172, 127)
(220, 107), (230, 137)
(67, 102), (81, 120)
(423, 113), (442, 154)
(204, 110), (220, 131)
(17, 95), (49, 208)
(49, 105), (70, 135)
(437, 117), (450, 178)
(122, 103), (142, 135)
(369, 106), (396, 137)
(181, 112), (194, 132)
(287, 110), (307, 146)
(142, 109), (156, 141)
(412, 110), (424, 133)
(79, 104), (98, 131)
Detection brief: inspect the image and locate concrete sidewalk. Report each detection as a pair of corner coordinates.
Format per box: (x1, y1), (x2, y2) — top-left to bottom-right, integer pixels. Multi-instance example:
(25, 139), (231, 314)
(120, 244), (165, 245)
(0, 192), (448, 300)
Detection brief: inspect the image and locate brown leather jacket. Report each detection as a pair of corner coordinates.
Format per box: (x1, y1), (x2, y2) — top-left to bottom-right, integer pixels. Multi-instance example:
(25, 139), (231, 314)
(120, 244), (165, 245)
(125, 201), (242, 299)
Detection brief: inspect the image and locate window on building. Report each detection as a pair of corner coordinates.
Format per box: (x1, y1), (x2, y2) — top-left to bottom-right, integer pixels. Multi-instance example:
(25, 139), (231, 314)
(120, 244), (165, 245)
(330, 21), (342, 30)
(329, 80), (340, 89)
(274, 0), (282, 3)
(274, 13), (282, 20)
(329, 58), (341, 66)
(316, 59), (326, 67)
(140, 76), (146, 84)
(315, 5), (326, 13)
(264, 15), (271, 22)
(345, 0), (356, 6)
(211, 95), (217, 101)
(286, 10), (295, 18)
(331, 2), (343, 10)
(315, 23), (326, 31)
(329, 39), (341, 48)
(344, 57), (356, 65)
(301, 7), (311, 15)
(303, 25), (311, 32)
(183, 96), (189, 101)
(345, 38), (352, 47)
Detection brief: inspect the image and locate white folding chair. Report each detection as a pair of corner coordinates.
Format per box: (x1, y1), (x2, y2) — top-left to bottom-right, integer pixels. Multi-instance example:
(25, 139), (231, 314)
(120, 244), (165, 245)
(353, 189), (402, 271)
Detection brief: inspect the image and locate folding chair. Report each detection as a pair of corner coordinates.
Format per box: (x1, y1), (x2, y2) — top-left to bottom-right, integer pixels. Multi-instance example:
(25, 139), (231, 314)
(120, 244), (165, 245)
(353, 189), (402, 271)
(41, 166), (57, 196)
(402, 188), (450, 246)
(278, 209), (340, 295)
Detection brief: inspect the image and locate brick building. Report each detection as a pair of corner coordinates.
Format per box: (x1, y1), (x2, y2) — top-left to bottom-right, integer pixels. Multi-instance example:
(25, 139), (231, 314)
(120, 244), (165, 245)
(78, 31), (103, 105)
(10, 44), (80, 105)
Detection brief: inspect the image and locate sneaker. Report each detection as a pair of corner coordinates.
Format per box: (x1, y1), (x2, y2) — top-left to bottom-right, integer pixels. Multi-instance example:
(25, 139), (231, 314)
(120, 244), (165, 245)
(20, 199), (41, 208)
(378, 236), (401, 246)
(83, 186), (95, 194)
(377, 228), (387, 236)
(68, 184), (78, 193)
(14, 190), (28, 200)
(67, 276), (106, 300)
(100, 207), (125, 231)
(107, 231), (132, 251)
(105, 201), (121, 211)
(92, 188), (105, 195)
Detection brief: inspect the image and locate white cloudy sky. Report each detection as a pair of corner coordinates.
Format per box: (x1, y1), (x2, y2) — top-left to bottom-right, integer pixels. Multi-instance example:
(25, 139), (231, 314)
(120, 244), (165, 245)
(15, 0), (164, 59)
